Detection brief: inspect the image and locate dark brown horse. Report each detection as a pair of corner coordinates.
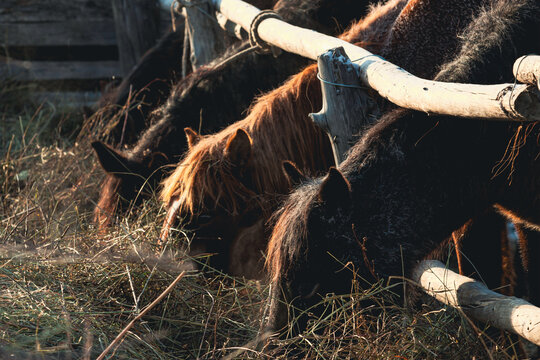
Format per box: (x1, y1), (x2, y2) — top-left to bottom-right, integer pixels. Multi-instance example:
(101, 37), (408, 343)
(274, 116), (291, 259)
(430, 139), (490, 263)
(91, 0), (378, 228)
(265, 0), (540, 335)
(160, 0), (491, 278)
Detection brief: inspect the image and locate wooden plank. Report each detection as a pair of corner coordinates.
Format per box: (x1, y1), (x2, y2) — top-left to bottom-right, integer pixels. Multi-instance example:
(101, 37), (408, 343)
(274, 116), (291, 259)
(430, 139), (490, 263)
(0, 21), (117, 46)
(413, 260), (540, 346)
(184, 1), (227, 70)
(0, 0), (113, 23)
(210, 0), (540, 121)
(310, 47), (380, 164)
(0, 59), (120, 80)
(32, 91), (102, 108)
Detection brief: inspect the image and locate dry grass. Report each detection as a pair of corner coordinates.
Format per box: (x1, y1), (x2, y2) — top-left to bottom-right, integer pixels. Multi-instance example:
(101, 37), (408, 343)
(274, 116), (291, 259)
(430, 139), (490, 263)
(0, 80), (527, 359)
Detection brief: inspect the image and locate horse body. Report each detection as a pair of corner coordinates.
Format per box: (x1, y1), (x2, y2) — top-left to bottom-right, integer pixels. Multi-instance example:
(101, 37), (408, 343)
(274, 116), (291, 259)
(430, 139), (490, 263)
(92, 0), (377, 227)
(265, 0), (540, 333)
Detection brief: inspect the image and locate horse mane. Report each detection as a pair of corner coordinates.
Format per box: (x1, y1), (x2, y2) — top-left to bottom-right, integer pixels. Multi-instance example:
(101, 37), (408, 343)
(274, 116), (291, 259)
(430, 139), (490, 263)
(339, 0), (406, 44)
(266, 179), (321, 282)
(434, 0), (534, 84)
(160, 64), (330, 216)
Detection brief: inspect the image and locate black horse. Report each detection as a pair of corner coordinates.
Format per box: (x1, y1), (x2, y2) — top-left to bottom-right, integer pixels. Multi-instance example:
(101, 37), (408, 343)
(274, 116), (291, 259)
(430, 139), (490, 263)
(265, 0), (540, 334)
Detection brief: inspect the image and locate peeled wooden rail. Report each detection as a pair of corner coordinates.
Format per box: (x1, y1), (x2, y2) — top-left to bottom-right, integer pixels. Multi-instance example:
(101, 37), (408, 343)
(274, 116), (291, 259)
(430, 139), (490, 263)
(210, 0), (540, 121)
(514, 55), (540, 90)
(413, 260), (540, 346)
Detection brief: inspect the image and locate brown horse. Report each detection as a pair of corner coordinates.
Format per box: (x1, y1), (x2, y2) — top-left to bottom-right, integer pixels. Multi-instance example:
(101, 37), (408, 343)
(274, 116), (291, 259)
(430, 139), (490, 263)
(264, 0), (540, 335)
(160, 63), (332, 278)
(160, 0), (491, 278)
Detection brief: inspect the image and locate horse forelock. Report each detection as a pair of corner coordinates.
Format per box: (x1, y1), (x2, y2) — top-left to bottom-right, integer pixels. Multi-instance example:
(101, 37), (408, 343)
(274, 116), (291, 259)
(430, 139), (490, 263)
(266, 181), (320, 283)
(160, 130), (250, 218)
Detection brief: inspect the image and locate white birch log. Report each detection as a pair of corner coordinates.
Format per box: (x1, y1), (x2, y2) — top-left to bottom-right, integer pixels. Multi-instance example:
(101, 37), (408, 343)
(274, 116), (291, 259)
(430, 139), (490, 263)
(413, 260), (540, 346)
(514, 55), (540, 89)
(210, 0), (540, 121)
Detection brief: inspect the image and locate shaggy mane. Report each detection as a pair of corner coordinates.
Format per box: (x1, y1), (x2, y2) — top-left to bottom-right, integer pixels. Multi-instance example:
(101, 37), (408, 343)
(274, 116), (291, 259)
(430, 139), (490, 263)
(266, 180), (321, 282)
(160, 64), (330, 216)
(94, 175), (121, 227)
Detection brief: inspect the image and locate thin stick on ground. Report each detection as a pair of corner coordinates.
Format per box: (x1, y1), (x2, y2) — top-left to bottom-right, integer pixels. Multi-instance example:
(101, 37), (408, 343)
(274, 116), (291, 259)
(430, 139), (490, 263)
(96, 271), (186, 360)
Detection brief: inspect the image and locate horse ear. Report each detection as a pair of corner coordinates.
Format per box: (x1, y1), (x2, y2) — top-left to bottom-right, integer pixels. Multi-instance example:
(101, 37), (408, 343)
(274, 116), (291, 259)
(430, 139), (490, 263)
(92, 141), (134, 174)
(318, 167), (351, 209)
(225, 129), (252, 168)
(184, 127), (200, 149)
(282, 161), (307, 188)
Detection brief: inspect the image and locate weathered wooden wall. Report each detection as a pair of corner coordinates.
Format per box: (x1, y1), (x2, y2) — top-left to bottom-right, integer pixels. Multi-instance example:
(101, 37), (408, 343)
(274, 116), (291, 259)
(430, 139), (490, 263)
(0, 0), (176, 106)
(0, 0), (120, 81)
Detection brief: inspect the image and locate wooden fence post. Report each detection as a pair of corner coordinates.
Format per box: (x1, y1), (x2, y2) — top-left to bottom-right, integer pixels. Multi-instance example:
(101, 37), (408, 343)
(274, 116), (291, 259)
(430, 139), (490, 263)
(111, 0), (160, 76)
(309, 47), (380, 164)
(183, 0), (227, 71)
